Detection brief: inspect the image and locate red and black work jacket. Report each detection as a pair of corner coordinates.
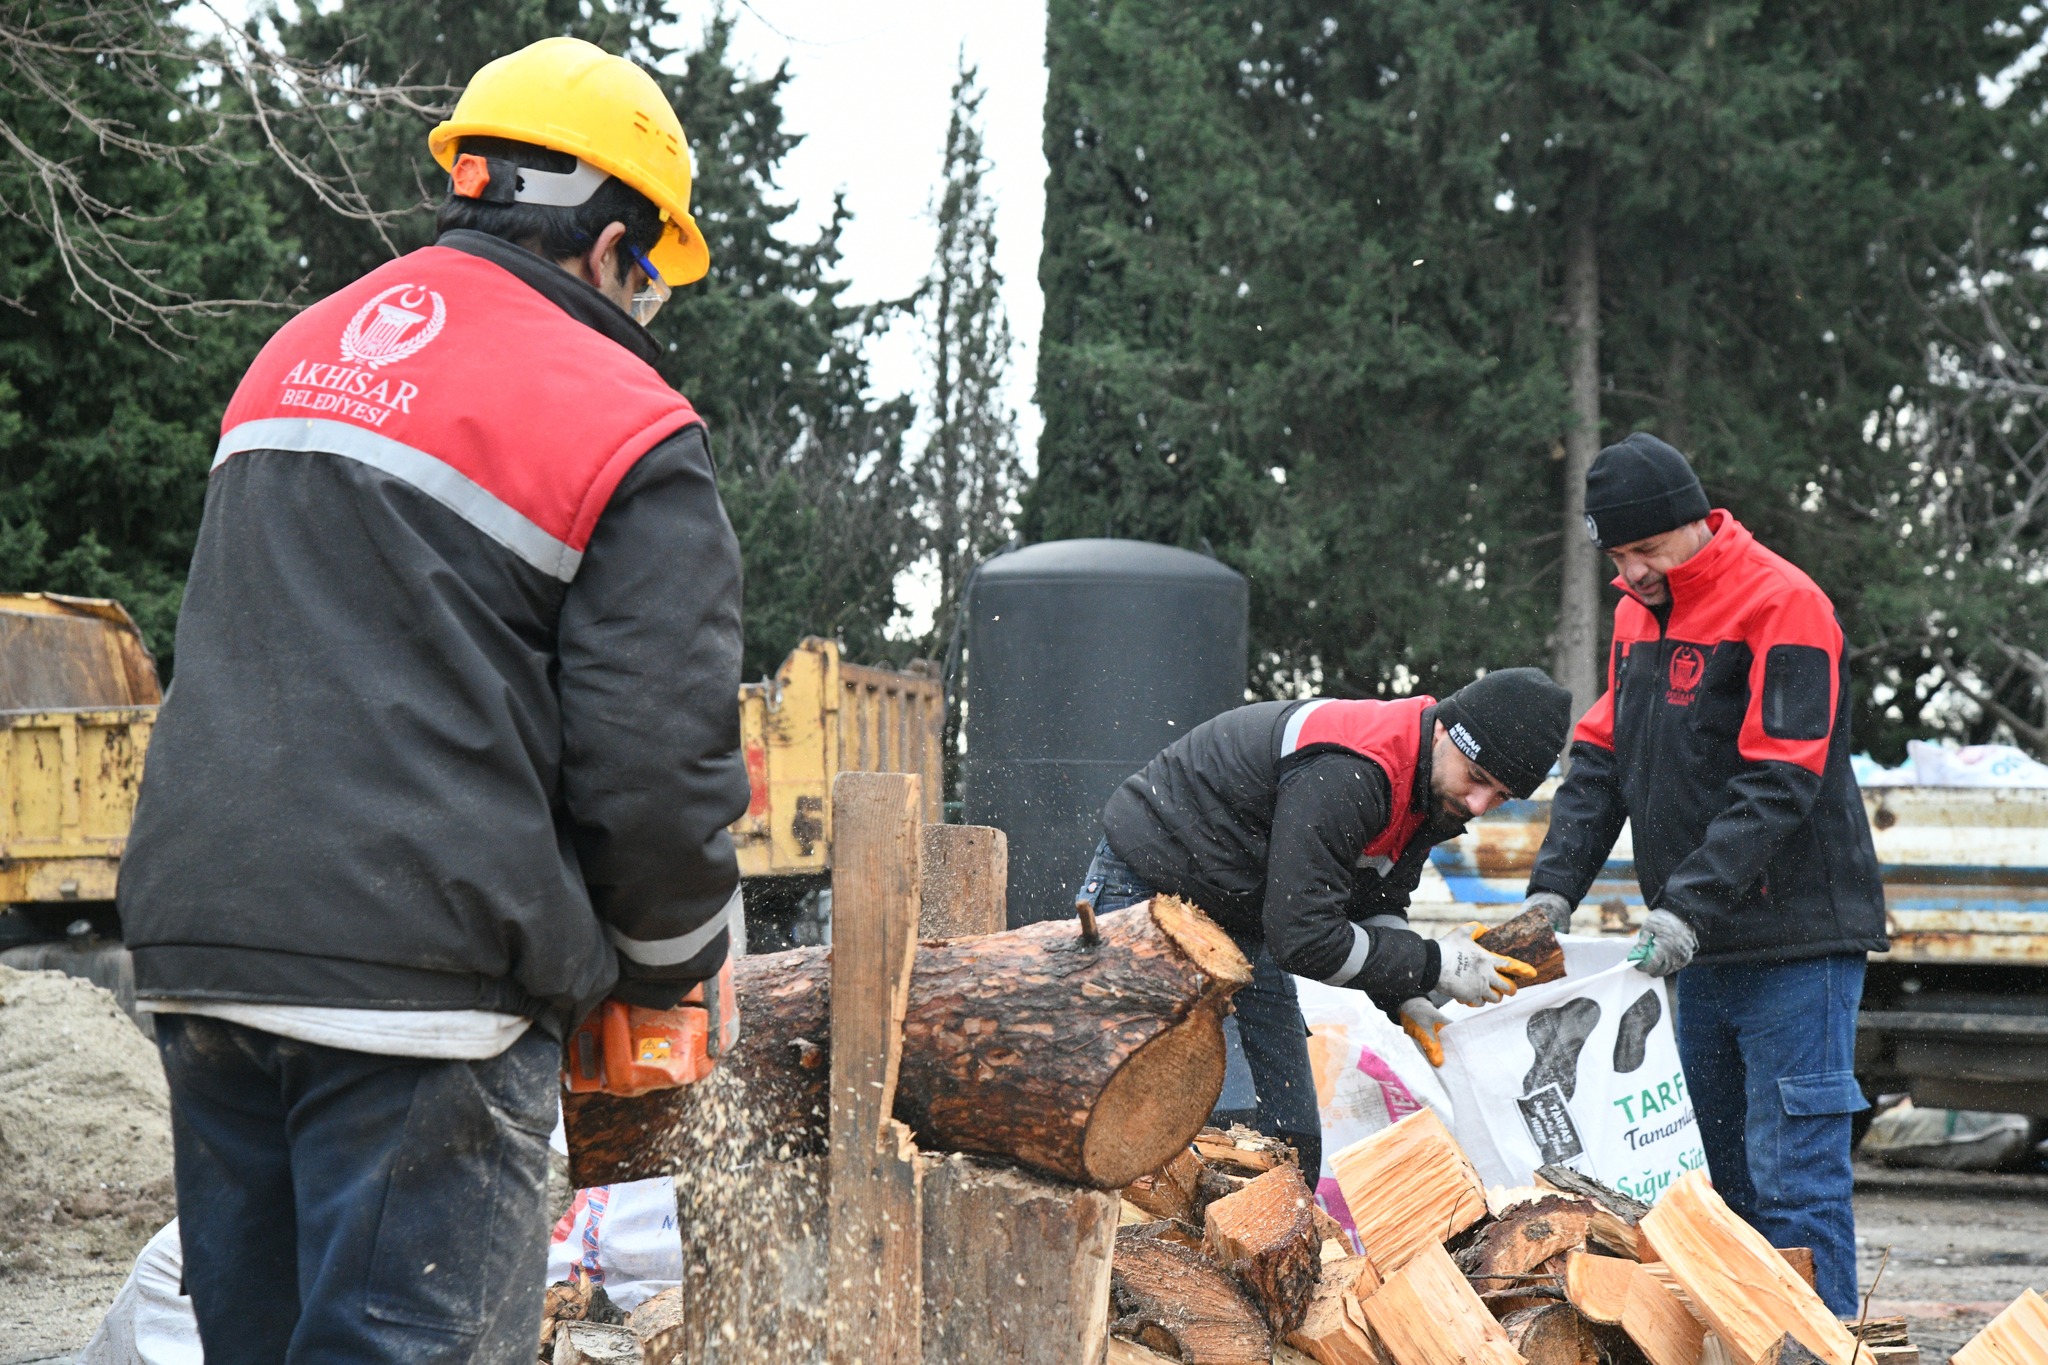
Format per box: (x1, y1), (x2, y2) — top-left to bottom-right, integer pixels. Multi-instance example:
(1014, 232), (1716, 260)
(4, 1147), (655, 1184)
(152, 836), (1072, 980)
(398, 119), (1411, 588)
(1100, 696), (1461, 1007)
(121, 231), (752, 1033)
(1528, 511), (1886, 964)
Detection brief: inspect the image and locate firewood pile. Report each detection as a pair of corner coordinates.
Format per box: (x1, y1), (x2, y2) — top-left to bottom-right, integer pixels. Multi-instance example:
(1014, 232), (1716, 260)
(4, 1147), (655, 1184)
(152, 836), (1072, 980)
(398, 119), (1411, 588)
(1107, 1109), (1938, 1365)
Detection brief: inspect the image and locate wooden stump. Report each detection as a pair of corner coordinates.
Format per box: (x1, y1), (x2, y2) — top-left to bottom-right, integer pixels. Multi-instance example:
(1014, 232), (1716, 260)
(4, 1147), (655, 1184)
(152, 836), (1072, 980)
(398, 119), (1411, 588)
(565, 895), (1251, 1189)
(919, 1155), (1116, 1365)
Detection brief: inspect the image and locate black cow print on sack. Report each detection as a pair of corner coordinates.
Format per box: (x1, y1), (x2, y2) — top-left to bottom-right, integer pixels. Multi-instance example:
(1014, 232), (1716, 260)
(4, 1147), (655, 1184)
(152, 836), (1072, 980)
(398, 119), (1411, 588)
(1612, 988), (1663, 1074)
(1523, 998), (1602, 1100)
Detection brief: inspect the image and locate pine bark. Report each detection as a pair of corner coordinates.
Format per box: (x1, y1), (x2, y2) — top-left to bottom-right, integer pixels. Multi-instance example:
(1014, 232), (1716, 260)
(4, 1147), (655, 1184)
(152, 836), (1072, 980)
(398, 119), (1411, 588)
(563, 895), (1250, 1189)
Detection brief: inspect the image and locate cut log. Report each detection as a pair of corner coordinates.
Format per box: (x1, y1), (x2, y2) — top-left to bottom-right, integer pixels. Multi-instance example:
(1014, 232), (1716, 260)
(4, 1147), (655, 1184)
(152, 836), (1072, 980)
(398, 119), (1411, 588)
(1777, 1248), (1816, 1291)
(1535, 1164), (1647, 1260)
(1458, 1195), (1593, 1281)
(1500, 1304), (1600, 1365)
(1478, 908), (1566, 986)
(824, 772), (924, 1365)
(1640, 1171), (1870, 1365)
(1952, 1287), (2048, 1365)
(920, 1154), (1116, 1365)
(1110, 1230), (1273, 1365)
(564, 893), (1251, 1189)
(1195, 1123), (1302, 1175)
(918, 824), (1006, 938)
(1331, 1108), (1488, 1271)
(1848, 1320), (1909, 1351)
(1204, 1163), (1322, 1336)
(1126, 1147), (1205, 1222)
(1287, 1255), (1386, 1365)
(626, 1288), (682, 1364)
(554, 1322), (643, 1365)
(1360, 1240), (1524, 1365)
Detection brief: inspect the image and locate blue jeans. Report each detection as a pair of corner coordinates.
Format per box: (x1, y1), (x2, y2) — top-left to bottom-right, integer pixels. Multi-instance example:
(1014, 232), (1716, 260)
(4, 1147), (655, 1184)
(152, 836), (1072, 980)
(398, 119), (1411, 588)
(156, 1014), (558, 1363)
(1674, 954), (1869, 1315)
(1077, 838), (1323, 1179)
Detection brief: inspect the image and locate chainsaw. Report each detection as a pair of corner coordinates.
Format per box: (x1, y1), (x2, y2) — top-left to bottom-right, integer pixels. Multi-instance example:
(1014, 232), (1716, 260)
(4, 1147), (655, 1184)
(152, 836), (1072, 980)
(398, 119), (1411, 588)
(562, 959), (739, 1097)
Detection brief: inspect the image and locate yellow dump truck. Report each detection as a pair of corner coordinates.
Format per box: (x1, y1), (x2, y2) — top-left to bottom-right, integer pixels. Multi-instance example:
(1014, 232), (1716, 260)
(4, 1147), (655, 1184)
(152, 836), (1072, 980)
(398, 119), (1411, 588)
(0, 599), (942, 955)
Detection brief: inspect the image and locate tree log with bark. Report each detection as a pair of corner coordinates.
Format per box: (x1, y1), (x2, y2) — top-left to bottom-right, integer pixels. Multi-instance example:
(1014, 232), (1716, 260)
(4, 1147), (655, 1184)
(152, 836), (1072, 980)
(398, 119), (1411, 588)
(564, 895), (1250, 1189)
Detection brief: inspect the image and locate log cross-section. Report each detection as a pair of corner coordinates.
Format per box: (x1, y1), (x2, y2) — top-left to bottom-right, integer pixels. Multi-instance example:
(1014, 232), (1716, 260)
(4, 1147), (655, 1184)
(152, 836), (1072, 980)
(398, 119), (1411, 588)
(825, 772), (925, 1365)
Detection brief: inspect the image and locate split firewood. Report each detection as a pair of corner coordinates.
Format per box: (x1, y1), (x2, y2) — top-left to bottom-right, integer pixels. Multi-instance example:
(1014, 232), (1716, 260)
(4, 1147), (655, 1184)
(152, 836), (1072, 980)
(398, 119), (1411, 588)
(1196, 1166), (1256, 1220)
(540, 1279), (626, 1357)
(1361, 1240), (1523, 1365)
(1124, 1216), (1207, 1251)
(1457, 1194), (1593, 1280)
(1330, 1108), (1488, 1272)
(1286, 1255), (1385, 1365)
(1477, 907), (1566, 986)
(1563, 1252), (1702, 1365)
(1311, 1201), (1349, 1247)
(1204, 1163), (1323, 1336)
(1500, 1303), (1600, 1365)
(1127, 1147), (1206, 1222)
(1195, 1123), (1303, 1175)
(1110, 1230), (1274, 1365)
(553, 1322), (643, 1365)
(1535, 1164), (1648, 1260)
(1280, 1347), (1335, 1365)
(565, 896), (1251, 1189)
(1109, 1339), (1183, 1365)
(1777, 1247), (1816, 1291)
(625, 1288), (684, 1365)
(1848, 1320), (1909, 1350)
(1479, 1281), (1570, 1320)
(1951, 1287), (2048, 1365)
(1640, 1171), (1872, 1365)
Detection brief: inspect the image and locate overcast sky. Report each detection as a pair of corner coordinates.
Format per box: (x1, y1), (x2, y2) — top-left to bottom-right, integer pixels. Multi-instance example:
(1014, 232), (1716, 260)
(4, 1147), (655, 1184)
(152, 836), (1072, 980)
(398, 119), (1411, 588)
(657, 1), (1051, 473)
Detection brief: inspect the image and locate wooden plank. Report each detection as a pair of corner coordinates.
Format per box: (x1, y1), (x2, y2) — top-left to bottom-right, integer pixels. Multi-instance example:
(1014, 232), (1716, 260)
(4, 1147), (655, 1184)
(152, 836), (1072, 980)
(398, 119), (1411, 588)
(920, 1154), (1116, 1365)
(1331, 1108), (1488, 1271)
(918, 823), (1006, 938)
(826, 771), (925, 1365)
(1360, 1241), (1525, 1365)
(1952, 1288), (2048, 1365)
(1639, 1171), (1869, 1365)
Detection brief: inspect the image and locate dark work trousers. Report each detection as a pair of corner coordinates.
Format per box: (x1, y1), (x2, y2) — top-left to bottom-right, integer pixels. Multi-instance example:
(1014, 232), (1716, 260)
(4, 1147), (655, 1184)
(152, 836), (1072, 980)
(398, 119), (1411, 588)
(154, 1013), (558, 1364)
(1674, 953), (1870, 1316)
(1076, 838), (1324, 1180)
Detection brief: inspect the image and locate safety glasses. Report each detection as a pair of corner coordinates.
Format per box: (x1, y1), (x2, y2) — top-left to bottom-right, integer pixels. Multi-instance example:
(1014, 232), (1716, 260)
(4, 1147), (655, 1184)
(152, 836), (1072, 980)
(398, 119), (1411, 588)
(627, 246), (671, 326)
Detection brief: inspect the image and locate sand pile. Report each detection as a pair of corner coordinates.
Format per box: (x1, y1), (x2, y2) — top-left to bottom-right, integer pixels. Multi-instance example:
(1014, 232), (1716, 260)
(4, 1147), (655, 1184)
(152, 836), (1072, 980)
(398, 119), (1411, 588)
(0, 963), (176, 1279)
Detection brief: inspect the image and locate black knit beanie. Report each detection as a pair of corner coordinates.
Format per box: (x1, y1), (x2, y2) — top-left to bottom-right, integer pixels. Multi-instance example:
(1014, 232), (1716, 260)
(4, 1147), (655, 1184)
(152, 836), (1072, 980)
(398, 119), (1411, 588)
(1436, 667), (1573, 798)
(1582, 432), (1710, 550)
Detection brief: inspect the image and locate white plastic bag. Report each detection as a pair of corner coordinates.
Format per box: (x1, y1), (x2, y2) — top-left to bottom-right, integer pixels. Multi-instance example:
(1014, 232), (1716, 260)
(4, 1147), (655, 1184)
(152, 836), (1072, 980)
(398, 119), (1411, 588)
(1436, 945), (1704, 1201)
(1294, 976), (1455, 1241)
(545, 1177), (682, 1311)
(79, 1219), (203, 1365)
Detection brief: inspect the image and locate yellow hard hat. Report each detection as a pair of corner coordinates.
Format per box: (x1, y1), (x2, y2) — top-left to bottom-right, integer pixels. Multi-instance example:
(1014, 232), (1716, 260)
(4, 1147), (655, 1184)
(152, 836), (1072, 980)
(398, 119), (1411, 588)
(429, 37), (709, 286)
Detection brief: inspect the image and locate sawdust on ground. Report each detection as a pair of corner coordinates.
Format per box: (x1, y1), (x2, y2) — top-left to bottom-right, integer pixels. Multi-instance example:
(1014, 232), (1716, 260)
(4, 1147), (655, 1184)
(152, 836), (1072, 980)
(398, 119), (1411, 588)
(0, 964), (176, 1359)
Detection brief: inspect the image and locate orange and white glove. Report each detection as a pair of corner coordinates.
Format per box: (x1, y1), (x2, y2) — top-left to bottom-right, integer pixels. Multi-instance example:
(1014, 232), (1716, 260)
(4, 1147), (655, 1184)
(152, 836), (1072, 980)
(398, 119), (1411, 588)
(1435, 921), (1539, 1005)
(1398, 997), (1452, 1067)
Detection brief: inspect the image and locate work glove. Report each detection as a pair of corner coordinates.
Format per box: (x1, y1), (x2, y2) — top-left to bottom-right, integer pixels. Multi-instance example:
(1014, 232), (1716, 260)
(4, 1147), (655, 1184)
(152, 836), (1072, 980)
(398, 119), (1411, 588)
(1523, 891), (1574, 935)
(1398, 997), (1452, 1067)
(1434, 922), (1539, 1006)
(1628, 908), (1698, 977)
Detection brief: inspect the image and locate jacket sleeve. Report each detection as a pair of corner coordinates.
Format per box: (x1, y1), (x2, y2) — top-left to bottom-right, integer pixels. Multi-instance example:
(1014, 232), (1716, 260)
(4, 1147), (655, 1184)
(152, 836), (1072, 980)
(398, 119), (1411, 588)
(557, 423), (751, 1007)
(1528, 645), (1630, 905)
(1654, 590), (1840, 934)
(1263, 753), (1440, 1007)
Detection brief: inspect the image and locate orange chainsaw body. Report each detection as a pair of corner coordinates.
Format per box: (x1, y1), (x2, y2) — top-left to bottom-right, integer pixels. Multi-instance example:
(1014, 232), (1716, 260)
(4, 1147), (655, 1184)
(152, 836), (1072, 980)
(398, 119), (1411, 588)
(562, 959), (738, 1097)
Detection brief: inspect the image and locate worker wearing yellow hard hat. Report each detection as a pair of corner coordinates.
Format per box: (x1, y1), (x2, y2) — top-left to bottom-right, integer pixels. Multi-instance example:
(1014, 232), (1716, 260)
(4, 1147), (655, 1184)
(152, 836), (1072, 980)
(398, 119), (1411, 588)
(430, 35), (711, 290)
(130, 34), (748, 1361)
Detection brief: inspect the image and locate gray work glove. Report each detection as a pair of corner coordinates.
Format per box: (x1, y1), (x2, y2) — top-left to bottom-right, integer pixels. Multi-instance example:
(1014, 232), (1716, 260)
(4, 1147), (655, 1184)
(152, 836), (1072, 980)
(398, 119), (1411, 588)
(1628, 908), (1698, 977)
(1434, 922), (1539, 1006)
(1398, 997), (1452, 1067)
(1523, 891), (1574, 935)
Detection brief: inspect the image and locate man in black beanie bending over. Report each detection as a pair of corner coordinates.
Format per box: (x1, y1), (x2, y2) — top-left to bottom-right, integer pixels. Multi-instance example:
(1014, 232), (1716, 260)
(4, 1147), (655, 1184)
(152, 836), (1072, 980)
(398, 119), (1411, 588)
(1517, 432), (1884, 1316)
(1073, 667), (1573, 1180)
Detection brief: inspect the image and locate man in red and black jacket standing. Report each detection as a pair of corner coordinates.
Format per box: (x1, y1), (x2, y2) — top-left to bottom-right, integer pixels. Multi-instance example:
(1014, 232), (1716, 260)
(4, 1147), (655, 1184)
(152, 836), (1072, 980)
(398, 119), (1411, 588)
(1521, 433), (1885, 1316)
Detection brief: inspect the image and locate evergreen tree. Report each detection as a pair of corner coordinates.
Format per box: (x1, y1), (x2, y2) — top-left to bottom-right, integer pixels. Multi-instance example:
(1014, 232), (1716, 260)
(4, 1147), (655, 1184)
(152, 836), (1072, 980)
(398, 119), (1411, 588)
(914, 59), (1023, 657)
(1032, 0), (2048, 755)
(0, 0), (294, 656)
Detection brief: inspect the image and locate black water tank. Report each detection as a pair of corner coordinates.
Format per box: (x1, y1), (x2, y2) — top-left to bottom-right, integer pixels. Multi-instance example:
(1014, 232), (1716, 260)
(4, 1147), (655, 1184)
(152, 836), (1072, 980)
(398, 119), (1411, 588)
(961, 539), (1247, 927)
